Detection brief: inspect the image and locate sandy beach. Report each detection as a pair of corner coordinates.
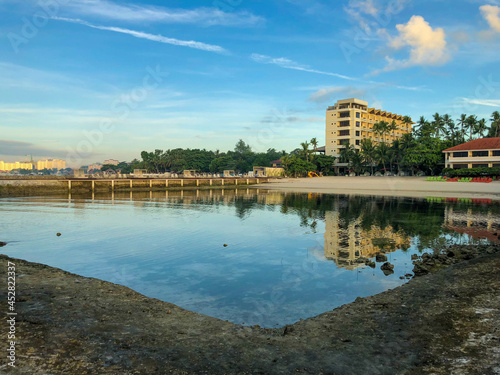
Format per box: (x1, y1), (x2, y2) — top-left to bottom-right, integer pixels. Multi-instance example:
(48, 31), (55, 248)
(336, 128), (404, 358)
(257, 176), (500, 200)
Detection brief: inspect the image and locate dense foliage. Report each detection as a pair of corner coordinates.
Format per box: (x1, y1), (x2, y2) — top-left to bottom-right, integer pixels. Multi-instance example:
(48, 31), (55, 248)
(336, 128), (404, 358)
(339, 111), (500, 176)
(442, 167), (500, 177)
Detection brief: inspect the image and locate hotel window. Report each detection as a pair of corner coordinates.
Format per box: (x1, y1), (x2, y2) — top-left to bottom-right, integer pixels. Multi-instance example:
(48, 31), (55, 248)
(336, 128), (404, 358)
(339, 139), (350, 146)
(339, 121), (350, 127)
(356, 112), (360, 118)
(453, 152), (468, 158)
(356, 121), (360, 127)
(339, 130), (350, 136)
(356, 131), (360, 136)
(472, 151), (488, 157)
(356, 140), (360, 145)
(493, 151), (500, 156)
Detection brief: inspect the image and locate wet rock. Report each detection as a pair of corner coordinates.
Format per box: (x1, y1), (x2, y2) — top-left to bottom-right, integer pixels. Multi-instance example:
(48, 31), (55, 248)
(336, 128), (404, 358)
(0, 241), (6, 247)
(413, 263), (430, 276)
(57, 233), (62, 237)
(411, 254), (418, 260)
(381, 262), (394, 276)
(223, 244), (228, 247)
(356, 257), (368, 264)
(421, 253), (431, 260)
(376, 254), (388, 262)
(366, 261), (376, 269)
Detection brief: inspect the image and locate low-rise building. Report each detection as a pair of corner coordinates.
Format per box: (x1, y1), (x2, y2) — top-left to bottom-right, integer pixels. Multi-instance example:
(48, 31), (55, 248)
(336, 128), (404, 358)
(443, 138), (500, 169)
(103, 159), (120, 166)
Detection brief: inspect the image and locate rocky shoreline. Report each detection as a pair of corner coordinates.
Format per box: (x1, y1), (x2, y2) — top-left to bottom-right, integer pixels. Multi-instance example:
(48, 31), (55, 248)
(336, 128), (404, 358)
(0, 244), (499, 374)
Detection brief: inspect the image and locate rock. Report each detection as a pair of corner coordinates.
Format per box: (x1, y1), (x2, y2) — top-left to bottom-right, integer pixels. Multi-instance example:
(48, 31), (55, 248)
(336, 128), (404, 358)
(411, 254), (418, 260)
(57, 233), (62, 237)
(380, 262), (394, 271)
(367, 261), (376, 269)
(376, 254), (388, 262)
(381, 262), (394, 276)
(223, 244), (228, 247)
(421, 253), (431, 260)
(0, 241), (6, 247)
(413, 263), (430, 276)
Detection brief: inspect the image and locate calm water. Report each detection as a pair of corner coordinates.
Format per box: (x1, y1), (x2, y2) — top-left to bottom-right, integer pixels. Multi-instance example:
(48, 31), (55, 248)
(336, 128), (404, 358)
(1, 189), (499, 327)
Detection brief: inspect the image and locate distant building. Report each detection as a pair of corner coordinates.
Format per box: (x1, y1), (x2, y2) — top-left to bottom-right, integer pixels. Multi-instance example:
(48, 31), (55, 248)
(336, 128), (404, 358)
(103, 159), (120, 166)
(0, 161), (34, 171)
(443, 138), (500, 169)
(270, 159), (282, 168)
(325, 98), (412, 156)
(36, 159), (66, 170)
(88, 163), (102, 171)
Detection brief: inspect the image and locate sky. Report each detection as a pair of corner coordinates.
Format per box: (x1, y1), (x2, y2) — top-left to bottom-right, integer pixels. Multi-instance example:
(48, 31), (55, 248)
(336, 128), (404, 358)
(1, 0), (500, 166)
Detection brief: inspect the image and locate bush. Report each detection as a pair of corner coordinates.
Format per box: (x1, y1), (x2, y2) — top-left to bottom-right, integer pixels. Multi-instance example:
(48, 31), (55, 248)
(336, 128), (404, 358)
(442, 167), (500, 178)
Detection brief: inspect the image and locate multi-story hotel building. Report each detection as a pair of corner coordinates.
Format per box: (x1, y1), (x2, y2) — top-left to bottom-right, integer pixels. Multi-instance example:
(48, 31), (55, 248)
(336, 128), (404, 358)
(36, 159), (66, 170)
(325, 98), (413, 156)
(0, 161), (34, 172)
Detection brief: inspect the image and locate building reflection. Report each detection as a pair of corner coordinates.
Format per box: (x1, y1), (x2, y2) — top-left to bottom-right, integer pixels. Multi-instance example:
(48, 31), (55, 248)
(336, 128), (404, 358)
(324, 211), (411, 270)
(444, 205), (500, 243)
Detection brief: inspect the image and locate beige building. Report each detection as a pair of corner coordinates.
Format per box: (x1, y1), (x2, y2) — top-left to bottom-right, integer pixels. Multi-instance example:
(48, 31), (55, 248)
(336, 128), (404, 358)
(0, 161), (34, 171)
(103, 159), (120, 166)
(36, 159), (66, 170)
(443, 138), (500, 169)
(325, 98), (412, 156)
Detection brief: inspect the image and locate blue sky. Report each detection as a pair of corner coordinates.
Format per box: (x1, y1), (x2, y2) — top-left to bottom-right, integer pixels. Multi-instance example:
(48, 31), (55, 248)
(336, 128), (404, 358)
(1, 0), (500, 166)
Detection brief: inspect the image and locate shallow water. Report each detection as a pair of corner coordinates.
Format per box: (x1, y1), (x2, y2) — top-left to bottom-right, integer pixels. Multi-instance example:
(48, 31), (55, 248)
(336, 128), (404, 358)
(1, 189), (498, 327)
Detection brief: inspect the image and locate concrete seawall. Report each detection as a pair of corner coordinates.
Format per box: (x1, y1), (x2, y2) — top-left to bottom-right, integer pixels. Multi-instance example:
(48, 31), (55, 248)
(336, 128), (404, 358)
(0, 177), (271, 196)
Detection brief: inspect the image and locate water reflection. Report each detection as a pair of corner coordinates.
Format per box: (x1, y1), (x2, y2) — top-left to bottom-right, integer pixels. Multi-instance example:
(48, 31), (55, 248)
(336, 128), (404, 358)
(1, 190), (498, 326)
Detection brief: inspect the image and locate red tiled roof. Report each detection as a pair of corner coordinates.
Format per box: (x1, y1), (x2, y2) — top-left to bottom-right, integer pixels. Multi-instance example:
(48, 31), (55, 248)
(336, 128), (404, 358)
(443, 138), (500, 152)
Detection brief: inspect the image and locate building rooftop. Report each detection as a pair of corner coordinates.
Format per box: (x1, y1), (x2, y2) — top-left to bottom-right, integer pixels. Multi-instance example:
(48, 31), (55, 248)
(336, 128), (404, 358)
(443, 138), (500, 152)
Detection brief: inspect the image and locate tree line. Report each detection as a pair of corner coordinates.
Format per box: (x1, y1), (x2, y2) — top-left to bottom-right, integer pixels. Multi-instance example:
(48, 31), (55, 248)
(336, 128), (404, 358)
(103, 110), (499, 177)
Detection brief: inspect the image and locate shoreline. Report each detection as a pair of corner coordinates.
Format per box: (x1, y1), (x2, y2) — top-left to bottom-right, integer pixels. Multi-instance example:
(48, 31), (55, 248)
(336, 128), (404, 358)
(1, 244), (499, 374)
(256, 176), (500, 200)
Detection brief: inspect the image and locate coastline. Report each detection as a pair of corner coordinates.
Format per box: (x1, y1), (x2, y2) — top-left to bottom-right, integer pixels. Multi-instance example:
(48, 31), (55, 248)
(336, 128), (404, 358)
(1, 244), (499, 374)
(255, 176), (500, 200)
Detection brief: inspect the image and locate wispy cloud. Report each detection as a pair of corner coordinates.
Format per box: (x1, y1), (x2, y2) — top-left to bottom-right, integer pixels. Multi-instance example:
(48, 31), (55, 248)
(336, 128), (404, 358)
(250, 54), (356, 81)
(250, 54), (429, 92)
(461, 98), (500, 107)
(58, 0), (264, 27)
(54, 17), (228, 53)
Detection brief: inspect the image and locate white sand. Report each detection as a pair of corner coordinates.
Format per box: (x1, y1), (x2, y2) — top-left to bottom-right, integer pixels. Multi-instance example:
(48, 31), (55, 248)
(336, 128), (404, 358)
(256, 176), (500, 200)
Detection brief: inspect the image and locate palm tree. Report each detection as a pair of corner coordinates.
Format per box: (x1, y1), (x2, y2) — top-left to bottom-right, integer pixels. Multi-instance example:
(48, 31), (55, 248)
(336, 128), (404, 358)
(373, 121), (389, 143)
(281, 154), (292, 175)
(476, 118), (488, 138)
(442, 114), (456, 144)
(300, 141), (311, 162)
(360, 138), (376, 175)
(310, 137), (318, 153)
(389, 139), (403, 174)
(339, 143), (355, 164)
(465, 115), (478, 141)
(375, 142), (390, 172)
(488, 111), (500, 138)
(457, 114), (468, 143)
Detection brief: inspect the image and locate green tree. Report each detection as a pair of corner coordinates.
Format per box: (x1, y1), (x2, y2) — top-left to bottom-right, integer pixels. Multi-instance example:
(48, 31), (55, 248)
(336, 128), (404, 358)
(488, 111), (500, 138)
(360, 138), (376, 175)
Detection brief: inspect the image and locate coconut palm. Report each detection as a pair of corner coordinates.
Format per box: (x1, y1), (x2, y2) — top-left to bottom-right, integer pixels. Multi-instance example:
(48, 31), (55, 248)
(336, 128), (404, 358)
(476, 118), (488, 138)
(339, 143), (355, 164)
(442, 114), (457, 144)
(310, 137), (318, 153)
(457, 114), (468, 143)
(465, 115), (478, 141)
(300, 141), (311, 162)
(488, 111), (500, 138)
(375, 142), (390, 172)
(373, 121), (389, 143)
(360, 138), (376, 175)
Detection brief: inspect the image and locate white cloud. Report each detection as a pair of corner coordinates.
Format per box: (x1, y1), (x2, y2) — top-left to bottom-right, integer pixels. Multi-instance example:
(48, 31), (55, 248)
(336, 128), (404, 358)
(480, 5), (500, 32)
(60, 0), (264, 27)
(461, 98), (500, 107)
(308, 87), (366, 103)
(374, 15), (450, 74)
(53, 17), (227, 53)
(250, 54), (356, 81)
